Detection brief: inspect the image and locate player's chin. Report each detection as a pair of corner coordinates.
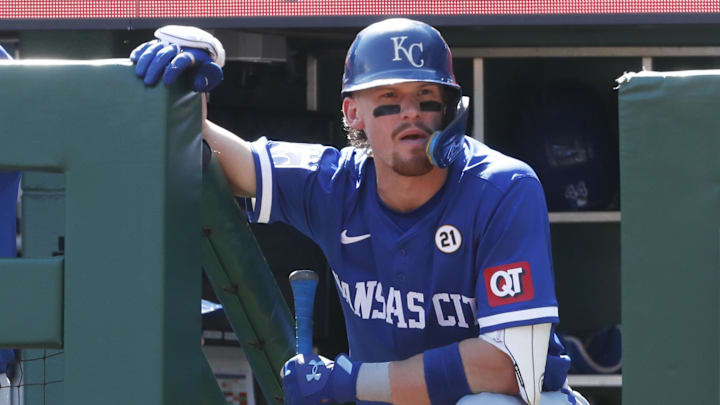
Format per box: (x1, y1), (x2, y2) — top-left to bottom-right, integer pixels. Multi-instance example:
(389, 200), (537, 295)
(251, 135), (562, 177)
(391, 153), (434, 177)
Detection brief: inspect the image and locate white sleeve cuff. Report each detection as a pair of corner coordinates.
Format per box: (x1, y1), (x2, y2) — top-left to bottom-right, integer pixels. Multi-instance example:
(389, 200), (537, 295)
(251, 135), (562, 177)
(477, 306), (558, 331)
(250, 138), (273, 224)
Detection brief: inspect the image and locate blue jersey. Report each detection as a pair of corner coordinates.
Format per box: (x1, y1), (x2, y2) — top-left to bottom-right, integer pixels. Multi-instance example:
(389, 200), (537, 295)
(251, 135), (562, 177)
(245, 136), (569, 390)
(0, 172), (20, 258)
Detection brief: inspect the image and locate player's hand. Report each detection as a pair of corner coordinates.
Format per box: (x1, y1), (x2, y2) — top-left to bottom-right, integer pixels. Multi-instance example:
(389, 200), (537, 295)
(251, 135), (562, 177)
(281, 353), (361, 405)
(129, 25), (225, 92)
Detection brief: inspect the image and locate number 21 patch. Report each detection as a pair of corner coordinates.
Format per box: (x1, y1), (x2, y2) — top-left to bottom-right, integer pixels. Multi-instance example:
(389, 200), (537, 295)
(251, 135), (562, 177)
(435, 224), (462, 253)
(483, 262), (534, 307)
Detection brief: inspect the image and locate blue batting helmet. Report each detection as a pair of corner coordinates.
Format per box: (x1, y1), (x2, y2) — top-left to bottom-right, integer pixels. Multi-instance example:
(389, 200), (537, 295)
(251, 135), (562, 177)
(342, 18), (461, 96)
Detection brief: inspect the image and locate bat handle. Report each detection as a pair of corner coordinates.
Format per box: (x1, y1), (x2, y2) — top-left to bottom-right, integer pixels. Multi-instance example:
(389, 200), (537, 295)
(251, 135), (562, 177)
(289, 269), (319, 356)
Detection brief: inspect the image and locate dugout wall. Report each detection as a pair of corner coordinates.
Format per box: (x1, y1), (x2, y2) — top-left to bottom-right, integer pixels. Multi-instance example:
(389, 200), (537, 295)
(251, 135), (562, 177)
(0, 59), (297, 405)
(0, 60), (204, 404)
(618, 70), (720, 405)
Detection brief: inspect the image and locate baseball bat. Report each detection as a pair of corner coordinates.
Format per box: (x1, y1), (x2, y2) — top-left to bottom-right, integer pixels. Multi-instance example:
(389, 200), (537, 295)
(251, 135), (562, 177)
(288, 269), (319, 356)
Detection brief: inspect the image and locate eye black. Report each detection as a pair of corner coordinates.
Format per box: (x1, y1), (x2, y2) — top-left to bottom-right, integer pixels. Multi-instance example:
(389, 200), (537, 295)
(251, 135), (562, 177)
(373, 105), (401, 117)
(420, 101), (442, 112)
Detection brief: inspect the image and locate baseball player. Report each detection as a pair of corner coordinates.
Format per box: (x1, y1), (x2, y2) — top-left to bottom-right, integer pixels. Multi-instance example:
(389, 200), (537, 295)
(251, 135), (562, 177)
(131, 19), (587, 405)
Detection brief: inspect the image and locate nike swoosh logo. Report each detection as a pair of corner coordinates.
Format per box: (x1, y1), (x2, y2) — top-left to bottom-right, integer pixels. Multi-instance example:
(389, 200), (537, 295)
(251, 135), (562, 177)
(340, 230), (371, 245)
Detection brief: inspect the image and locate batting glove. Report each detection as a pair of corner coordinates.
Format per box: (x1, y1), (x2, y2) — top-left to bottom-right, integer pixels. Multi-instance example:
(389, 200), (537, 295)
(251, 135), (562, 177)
(282, 353), (361, 405)
(130, 25), (225, 92)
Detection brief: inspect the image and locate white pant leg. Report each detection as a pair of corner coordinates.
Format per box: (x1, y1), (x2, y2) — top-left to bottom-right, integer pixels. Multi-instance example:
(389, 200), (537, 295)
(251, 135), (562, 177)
(0, 373), (10, 405)
(457, 389), (589, 405)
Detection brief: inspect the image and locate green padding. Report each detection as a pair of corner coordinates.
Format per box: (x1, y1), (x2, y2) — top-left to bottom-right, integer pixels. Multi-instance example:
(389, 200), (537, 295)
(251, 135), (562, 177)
(203, 155), (295, 405)
(0, 61), (202, 404)
(21, 172), (66, 405)
(0, 257), (63, 347)
(618, 70), (720, 405)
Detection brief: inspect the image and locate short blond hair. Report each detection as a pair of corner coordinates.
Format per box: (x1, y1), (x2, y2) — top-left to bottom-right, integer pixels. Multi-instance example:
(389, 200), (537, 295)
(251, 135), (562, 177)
(341, 114), (371, 152)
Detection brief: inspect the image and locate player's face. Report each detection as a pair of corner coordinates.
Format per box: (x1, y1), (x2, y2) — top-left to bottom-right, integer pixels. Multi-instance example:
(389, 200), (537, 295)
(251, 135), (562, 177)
(344, 82), (444, 177)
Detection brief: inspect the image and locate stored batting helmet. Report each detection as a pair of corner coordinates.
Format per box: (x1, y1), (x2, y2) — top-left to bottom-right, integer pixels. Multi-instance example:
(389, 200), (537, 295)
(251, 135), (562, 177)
(342, 18), (460, 97)
(516, 82), (619, 211)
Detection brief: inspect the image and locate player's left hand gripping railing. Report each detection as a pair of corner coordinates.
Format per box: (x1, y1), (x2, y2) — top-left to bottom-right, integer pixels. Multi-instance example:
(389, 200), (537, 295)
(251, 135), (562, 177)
(0, 59), (207, 404)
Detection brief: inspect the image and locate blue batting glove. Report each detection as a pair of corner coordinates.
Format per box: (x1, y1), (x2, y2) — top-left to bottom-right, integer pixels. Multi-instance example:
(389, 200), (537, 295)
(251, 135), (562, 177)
(282, 354), (361, 405)
(129, 25), (225, 93)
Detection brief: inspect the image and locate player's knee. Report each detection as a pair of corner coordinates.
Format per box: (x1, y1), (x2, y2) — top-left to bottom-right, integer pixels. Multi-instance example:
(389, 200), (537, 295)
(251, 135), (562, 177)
(542, 390), (590, 405)
(456, 390), (587, 405)
(456, 392), (524, 405)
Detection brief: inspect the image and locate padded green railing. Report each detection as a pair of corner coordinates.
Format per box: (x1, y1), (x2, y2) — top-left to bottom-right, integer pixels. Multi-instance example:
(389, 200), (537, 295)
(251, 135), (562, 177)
(0, 60), (292, 404)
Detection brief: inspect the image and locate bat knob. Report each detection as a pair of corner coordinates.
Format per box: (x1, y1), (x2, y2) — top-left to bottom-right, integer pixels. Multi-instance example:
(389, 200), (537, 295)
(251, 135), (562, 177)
(289, 269), (319, 283)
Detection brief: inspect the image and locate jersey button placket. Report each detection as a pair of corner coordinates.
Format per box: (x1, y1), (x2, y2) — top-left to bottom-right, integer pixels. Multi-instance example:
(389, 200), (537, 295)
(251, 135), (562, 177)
(395, 246), (409, 283)
(390, 243), (409, 357)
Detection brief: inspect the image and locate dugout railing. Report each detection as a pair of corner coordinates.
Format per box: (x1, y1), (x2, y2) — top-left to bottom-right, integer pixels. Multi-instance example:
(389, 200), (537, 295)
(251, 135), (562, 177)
(0, 60), (294, 405)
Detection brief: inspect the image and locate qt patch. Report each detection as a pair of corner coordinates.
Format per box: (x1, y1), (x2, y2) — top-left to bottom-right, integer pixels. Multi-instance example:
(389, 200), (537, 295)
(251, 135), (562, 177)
(483, 262), (534, 307)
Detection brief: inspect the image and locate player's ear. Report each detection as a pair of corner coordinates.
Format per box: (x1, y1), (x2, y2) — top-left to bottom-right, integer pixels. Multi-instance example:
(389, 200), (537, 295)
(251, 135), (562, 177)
(342, 96), (364, 131)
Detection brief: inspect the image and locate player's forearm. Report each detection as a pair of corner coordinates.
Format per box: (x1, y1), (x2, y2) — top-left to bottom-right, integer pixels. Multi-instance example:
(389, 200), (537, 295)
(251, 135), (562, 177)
(387, 337), (518, 405)
(459, 337), (519, 395)
(202, 119), (257, 197)
(387, 353), (429, 404)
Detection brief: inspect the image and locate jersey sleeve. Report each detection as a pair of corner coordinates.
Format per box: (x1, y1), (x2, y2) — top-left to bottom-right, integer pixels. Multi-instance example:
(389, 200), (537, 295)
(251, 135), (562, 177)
(474, 176), (559, 334)
(243, 137), (344, 240)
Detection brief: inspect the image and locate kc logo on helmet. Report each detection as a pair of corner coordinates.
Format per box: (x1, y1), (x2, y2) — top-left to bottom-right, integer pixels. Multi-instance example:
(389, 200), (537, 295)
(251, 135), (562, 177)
(390, 36), (424, 68)
(483, 262), (535, 307)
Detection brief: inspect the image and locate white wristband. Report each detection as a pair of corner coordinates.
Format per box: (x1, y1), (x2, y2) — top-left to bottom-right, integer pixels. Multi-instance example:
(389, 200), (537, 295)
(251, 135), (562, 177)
(356, 362), (392, 402)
